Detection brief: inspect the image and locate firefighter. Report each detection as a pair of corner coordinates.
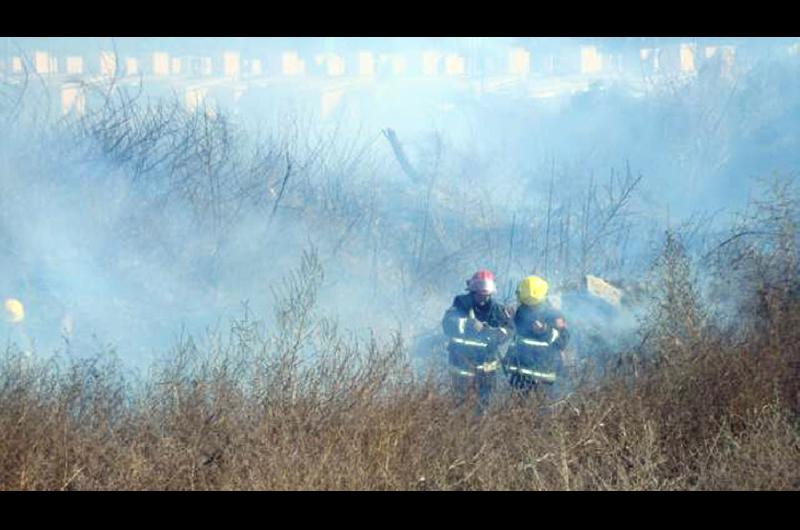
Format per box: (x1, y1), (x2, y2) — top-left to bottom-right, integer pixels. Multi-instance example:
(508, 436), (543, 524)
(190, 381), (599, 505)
(503, 275), (569, 397)
(441, 269), (513, 411)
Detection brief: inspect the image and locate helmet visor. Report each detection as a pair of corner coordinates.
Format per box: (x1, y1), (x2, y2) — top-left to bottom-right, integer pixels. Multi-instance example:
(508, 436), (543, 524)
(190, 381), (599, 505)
(469, 278), (496, 295)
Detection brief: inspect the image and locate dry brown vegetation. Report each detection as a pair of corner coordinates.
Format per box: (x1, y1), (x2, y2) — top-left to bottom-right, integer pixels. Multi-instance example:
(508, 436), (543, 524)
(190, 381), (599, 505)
(1, 226), (798, 491)
(1, 59), (799, 490)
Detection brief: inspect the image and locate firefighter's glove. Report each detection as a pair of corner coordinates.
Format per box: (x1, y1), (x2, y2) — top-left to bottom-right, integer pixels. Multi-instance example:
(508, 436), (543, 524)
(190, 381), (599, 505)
(468, 318), (485, 333)
(491, 327), (510, 345)
(532, 320), (549, 335)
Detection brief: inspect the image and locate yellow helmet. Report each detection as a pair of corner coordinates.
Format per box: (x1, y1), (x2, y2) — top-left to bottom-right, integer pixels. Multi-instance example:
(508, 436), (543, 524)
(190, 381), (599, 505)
(517, 276), (549, 306)
(4, 298), (25, 323)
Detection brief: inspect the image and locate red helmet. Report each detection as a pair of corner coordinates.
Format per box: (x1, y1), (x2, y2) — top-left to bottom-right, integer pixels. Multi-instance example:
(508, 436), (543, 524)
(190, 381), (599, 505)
(467, 269), (497, 295)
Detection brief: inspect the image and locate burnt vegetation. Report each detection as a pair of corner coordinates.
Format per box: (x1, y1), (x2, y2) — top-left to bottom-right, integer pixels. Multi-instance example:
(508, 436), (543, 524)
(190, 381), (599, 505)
(0, 58), (799, 490)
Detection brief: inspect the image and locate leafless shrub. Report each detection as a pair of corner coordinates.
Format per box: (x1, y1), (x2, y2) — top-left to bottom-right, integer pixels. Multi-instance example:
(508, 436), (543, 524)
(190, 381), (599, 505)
(638, 229), (708, 366)
(1, 62), (799, 490)
(1, 238), (798, 490)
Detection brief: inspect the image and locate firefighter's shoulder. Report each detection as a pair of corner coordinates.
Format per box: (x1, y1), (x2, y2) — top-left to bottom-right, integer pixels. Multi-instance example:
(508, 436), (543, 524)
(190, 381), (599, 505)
(452, 293), (472, 309)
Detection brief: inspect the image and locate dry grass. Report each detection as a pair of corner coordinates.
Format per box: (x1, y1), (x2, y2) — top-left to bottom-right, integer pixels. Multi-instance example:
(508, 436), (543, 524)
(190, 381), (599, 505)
(1, 75), (798, 490)
(1, 240), (798, 491)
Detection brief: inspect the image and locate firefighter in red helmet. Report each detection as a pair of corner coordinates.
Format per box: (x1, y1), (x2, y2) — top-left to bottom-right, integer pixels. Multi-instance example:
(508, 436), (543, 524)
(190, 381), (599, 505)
(441, 269), (513, 411)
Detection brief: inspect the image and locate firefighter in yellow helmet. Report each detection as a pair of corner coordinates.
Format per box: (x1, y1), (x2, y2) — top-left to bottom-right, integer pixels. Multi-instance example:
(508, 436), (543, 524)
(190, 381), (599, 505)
(502, 276), (569, 396)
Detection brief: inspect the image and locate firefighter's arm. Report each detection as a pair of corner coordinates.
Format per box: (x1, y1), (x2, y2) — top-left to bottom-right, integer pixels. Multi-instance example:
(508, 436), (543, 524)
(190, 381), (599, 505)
(466, 308), (484, 333)
(489, 325), (511, 345)
(442, 305), (470, 337)
(500, 305), (515, 342)
(484, 305), (513, 345)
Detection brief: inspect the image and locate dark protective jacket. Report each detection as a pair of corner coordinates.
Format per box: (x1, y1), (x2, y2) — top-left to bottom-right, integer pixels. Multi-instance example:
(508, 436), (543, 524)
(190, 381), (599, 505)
(442, 294), (513, 371)
(504, 301), (570, 379)
(513, 301), (569, 350)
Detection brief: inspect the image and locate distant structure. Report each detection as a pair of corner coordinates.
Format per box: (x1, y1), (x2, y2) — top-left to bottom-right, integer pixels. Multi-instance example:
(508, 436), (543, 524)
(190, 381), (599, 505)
(1, 38), (796, 118)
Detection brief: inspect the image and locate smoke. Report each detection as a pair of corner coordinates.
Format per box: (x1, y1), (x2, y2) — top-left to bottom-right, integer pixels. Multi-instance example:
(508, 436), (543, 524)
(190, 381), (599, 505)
(1, 37), (798, 371)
